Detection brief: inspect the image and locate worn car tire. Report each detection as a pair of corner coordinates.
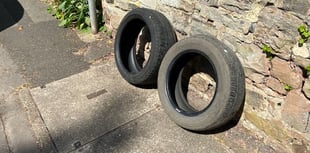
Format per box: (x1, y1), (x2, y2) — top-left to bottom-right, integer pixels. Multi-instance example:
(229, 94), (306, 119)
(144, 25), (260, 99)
(115, 8), (177, 86)
(158, 35), (245, 131)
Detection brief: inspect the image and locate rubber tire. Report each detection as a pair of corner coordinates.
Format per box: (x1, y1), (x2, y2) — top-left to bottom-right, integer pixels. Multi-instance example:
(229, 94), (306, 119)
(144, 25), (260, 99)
(115, 8), (177, 86)
(158, 35), (245, 131)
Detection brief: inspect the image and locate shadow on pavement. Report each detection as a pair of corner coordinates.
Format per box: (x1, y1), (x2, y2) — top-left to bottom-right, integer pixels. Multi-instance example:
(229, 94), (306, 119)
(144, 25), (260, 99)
(69, 93), (139, 153)
(25, 63), (155, 152)
(0, 0), (24, 31)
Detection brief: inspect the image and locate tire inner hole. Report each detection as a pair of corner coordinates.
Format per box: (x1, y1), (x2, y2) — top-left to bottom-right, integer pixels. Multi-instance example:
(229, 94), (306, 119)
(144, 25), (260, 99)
(177, 55), (217, 112)
(135, 26), (151, 68)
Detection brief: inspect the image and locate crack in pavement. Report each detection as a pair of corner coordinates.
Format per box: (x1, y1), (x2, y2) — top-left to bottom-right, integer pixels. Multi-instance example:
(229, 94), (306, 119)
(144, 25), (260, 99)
(0, 116), (12, 153)
(68, 106), (160, 153)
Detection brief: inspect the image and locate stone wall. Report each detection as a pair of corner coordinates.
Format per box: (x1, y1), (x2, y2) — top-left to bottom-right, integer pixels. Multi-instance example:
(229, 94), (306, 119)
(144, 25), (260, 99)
(101, 0), (310, 152)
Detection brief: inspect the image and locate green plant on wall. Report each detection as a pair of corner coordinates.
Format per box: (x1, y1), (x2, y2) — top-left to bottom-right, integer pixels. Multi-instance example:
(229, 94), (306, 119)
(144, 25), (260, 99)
(47, 0), (106, 32)
(284, 84), (293, 91)
(262, 44), (275, 60)
(298, 25), (310, 46)
(306, 66), (310, 76)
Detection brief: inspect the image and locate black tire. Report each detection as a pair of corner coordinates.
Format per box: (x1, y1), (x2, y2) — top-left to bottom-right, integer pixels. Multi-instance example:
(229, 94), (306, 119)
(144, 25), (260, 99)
(115, 8), (177, 86)
(158, 35), (245, 131)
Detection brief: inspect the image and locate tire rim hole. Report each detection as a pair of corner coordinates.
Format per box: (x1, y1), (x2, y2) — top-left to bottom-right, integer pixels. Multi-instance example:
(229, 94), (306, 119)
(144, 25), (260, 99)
(187, 72), (216, 112)
(176, 54), (217, 113)
(135, 27), (151, 69)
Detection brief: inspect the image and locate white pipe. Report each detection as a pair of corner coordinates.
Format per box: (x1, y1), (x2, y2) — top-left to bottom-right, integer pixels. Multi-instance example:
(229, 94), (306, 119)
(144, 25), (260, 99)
(88, 0), (98, 34)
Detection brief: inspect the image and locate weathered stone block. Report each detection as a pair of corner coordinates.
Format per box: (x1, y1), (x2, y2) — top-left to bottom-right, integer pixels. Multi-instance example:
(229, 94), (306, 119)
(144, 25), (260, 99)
(293, 55), (310, 69)
(198, 6), (222, 21)
(248, 72), (265, 84)
(114, 0), (131, 10)
(245, 85), (268, 111)
(102, 1), (126, 30)
(243, 3), (264, 22)
(282, 90), (310, 133)
(225, 27), (254, 43)
(158, 0), (196, 12)
(280, 0), (310, 15)
(190, 19), (217, 37)
(237, 44), (270, 75)
(266, 77), (287, 95)
(255, 7), (303, 59)
(161, 0), (180, 8)
(196, 0), (218, 8)
(127, 0), (158, 9)
(180, 0), (196, 12)
(198, 5), (247, 34)
(266, 0), (284, 8)
(219, 0), (253, 13)
(158, 6), (190, 37)
(115, 0), (157, 10)
(214, 120), (288, 153)
(271, 57), (303, 89)
(244, 111), (290, 142)
(292, 43), (310, 58)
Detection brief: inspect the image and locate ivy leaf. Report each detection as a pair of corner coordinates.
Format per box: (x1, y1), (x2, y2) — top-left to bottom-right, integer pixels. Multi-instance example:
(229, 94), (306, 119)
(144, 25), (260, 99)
(79, 23), (85, 29)
(59, 19), (69, 27)
(299, 39), (306, 45)
(298, 25), (307, 33)
(99, 25), (107, 32)
(85, 16), (91, 26)
(77, 11), (84, 26)
(47, 5), (53, 14)
(58, 1), (67, 11)
(305, 31), (310, 38)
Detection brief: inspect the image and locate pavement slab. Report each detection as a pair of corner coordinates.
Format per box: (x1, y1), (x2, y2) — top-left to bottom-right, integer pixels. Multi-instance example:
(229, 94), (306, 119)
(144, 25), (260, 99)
(0, 119), (9, 153)
(18, 0), (54, 23)
(0, 20), (89, 87)
(0, 44), (24, 96)
(1, 92), (40, 153)
(71, 109), (231, 153)
(30, 61), (161, 152)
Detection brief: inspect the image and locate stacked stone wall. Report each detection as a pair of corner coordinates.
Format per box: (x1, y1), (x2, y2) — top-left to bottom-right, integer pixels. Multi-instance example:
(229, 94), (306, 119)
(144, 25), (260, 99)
(102, 0), (310, 152)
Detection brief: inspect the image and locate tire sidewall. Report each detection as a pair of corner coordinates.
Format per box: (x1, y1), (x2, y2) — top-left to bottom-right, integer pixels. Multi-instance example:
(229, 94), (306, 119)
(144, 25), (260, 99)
(158, 35), (244, 131)
(115, 8), (172, 85)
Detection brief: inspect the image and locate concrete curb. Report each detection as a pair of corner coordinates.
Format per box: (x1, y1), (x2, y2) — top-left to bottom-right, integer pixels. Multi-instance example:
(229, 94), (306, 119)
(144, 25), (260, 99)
(19, 88), (58, 153)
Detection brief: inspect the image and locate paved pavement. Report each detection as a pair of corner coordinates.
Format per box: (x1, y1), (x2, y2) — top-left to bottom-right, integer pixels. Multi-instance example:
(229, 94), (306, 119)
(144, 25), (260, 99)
(0, 0), (283, 153)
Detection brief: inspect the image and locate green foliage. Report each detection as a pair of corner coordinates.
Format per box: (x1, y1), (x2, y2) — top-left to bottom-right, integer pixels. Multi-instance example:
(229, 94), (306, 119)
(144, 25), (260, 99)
(284, 84), (293, 91)
(262, 44), (275, 60)
(306, 66), (310, 76)
(47, 0), (106, 32)
(298, 25), (310, 46)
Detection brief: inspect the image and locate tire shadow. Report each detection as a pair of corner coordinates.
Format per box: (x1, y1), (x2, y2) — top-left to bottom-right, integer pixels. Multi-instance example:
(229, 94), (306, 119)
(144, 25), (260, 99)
(0, 0), (24, 31)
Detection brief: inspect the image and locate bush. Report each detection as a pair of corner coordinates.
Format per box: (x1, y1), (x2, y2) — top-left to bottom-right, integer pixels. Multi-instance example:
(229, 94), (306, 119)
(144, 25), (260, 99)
(48, 0), (105, 31)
